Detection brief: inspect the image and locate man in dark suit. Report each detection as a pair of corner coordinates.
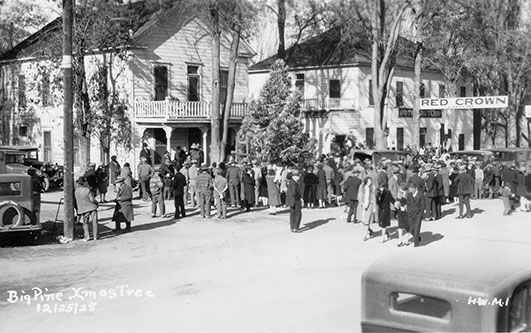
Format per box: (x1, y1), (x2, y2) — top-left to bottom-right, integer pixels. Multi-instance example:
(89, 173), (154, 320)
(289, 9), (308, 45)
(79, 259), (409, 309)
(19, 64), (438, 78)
(286, 169), (302, 233)
(425, 166), (439, 221)
(173, 168), (187, 219)
(343, 169), (362, 223)
(226, 161), (241, 208)
(407, 182), (425, 247)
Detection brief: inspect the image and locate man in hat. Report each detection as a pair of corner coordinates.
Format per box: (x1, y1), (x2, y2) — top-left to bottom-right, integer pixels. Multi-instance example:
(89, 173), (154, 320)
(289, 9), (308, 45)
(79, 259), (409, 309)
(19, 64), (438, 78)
(113, 176), (134, 232)
(226, 161), (241, 208)
(286, 169), (303, 232)
(425, 165), (438, 221)
(343, 168), (362, 223)
(75, 176), (99, 241)
(406, 182), (425, 247)
(173, 166), (187, 219)
(454, 165), (474, 219)
(138, 157), (154, 201)
(139, 142), (152, 166)
(150, 169), (165, 218)
(109, 155), (121, 189)
(196, 164), (213, 218)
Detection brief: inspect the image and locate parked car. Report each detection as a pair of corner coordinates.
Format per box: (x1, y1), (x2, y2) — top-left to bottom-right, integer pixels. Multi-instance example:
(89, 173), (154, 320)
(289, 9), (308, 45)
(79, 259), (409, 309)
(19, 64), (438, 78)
(484, 147), (531, 169)
(0, 146), (63, 192)
(361, 241), (531, 332)
(448, 149), (493, 164)
(352, 150), (409, 165)
(0, 174), (42, 244)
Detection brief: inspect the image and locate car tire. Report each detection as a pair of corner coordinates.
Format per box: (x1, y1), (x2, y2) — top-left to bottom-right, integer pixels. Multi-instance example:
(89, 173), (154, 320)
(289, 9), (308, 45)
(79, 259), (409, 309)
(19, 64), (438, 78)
(0, 201), (25, 227)
(41, 174), (50, 192)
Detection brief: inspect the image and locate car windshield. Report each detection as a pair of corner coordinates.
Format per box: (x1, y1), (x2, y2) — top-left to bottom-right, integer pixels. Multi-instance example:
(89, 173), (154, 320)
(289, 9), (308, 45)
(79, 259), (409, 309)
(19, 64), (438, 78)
(5, 154), (26, 164)
(24, 150), (38, 159)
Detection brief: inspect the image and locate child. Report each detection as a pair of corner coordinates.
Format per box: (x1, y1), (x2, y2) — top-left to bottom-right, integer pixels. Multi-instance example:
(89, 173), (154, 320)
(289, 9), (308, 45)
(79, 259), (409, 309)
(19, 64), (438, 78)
(163, 174), (173, 201)
(500, 185), (515, 215)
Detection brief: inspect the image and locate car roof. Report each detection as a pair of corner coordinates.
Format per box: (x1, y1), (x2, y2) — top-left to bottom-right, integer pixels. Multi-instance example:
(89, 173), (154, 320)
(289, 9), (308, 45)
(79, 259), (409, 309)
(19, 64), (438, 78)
(449, 150), (491, 155)
(0, 145), (39, 152)
(364, 240), (531, 290)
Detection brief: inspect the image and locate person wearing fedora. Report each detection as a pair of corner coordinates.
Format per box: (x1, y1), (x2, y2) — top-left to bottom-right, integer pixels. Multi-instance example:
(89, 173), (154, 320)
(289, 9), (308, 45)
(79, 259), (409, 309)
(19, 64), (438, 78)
(286, 169), (303, 232)
(83, 162), (98, 195)
(173, 167), (187, 219)
(74, 176), (99, 241)
(138, 157), (154, 201)
(196, 164), (213, 218)
(113, 176), (134, 232)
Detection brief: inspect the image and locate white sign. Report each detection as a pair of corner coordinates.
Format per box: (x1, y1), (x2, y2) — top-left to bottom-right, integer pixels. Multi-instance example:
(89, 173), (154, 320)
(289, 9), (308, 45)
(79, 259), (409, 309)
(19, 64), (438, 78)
(420, 95), (508, 110)
(525, 105), (531, 118)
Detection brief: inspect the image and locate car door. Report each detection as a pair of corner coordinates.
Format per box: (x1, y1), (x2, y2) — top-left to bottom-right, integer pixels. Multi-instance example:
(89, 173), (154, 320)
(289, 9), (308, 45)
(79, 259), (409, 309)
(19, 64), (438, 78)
(507, 280), (531, 332)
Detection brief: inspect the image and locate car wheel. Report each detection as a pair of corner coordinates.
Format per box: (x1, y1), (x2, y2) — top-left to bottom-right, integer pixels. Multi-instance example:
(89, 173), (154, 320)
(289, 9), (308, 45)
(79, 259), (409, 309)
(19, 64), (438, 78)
(0, 201), (25, 227)
(41, 175), (51, 192)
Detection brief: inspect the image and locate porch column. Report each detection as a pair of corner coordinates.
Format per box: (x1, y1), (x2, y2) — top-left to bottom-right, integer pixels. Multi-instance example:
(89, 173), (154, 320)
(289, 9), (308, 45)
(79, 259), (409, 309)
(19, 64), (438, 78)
(163, 125), (173, 158)
(200, 126), (209, 164)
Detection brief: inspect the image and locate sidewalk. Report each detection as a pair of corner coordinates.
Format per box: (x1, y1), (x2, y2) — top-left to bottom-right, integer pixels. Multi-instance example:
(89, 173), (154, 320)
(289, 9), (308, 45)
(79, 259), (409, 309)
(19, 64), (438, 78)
(1, 193), (530, 333)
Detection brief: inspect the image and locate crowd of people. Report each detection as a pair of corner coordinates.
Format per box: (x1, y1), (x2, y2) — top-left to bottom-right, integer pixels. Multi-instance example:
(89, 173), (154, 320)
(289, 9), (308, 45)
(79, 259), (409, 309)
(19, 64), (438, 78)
(73, 143), (531, 244)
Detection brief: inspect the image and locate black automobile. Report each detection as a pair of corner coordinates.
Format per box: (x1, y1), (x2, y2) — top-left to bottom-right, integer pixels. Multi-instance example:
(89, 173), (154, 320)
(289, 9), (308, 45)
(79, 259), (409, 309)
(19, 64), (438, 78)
(0, 146), (63, 192)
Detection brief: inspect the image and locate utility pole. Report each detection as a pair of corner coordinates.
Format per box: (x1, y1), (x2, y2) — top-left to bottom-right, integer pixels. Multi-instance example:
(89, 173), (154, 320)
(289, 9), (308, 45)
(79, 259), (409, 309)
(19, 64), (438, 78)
(62, 0), (74, 240)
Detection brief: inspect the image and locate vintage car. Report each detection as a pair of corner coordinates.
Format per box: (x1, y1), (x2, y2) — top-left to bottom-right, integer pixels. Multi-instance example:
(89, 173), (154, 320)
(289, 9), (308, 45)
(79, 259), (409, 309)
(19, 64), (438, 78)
(352, 150), (409, 165)
(484, 148), (531, 169)
(0, 146), (63, 192)
(0, 174), (42, 242)
(448, 149), (493, 164)
(361, 241), (531, 332)
(0, 148), (38, 178)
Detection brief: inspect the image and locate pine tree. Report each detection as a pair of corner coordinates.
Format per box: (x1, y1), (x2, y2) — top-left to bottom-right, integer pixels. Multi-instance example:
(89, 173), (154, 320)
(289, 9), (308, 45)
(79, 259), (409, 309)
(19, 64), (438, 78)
(239, 59), (312, 166)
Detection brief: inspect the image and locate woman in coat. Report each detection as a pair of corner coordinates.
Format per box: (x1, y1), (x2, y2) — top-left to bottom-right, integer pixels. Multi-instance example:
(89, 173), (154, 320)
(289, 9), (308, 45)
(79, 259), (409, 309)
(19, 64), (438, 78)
(96, 165), (108, 203)
(112, 176), (134, 232)
(120, 162), (134, 189)
(242, 168), (255, 212)
(376, 180), (394, 242)
(316, 163), (327, 208)
(359, 177), (377, 241)
(265, 168), (281, 215)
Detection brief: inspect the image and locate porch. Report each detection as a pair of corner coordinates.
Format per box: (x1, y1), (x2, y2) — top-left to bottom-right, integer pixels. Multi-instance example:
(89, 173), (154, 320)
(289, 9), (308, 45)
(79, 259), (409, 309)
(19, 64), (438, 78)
(134, 100), (249, 122)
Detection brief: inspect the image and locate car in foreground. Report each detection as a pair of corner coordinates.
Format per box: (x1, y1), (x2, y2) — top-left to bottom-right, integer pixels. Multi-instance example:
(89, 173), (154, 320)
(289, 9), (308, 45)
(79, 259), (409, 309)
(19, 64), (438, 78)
(361, 241), (531, 332)
(0, 174), (42, 245)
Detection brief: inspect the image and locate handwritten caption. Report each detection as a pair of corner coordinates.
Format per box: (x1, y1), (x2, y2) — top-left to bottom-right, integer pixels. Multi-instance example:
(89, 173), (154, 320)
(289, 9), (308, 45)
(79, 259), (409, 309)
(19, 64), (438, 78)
(6, 285), (154, 314)
(467, 296), (510, 307)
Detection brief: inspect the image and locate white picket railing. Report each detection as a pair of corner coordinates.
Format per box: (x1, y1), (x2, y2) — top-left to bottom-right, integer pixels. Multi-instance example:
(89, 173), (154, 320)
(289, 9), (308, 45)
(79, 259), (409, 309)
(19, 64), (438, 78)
(134, 100), (249, 120)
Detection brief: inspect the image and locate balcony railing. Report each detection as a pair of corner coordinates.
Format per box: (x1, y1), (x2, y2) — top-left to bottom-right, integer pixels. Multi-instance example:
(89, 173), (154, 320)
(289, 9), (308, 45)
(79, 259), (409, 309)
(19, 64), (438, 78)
(134, 100), (249, 120)
(302, 98), (356, 111)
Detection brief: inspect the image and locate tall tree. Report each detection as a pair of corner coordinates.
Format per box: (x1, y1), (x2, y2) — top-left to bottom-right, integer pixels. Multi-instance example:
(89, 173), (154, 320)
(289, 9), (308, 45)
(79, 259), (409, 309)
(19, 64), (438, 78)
(239, 59), (310, 165)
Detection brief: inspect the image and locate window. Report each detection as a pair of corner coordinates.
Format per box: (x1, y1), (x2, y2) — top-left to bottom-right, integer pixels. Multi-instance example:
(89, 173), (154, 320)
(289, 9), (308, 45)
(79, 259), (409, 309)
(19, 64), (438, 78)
(43, 131), (52, 162)
(508, 281), (531, 331)
(220, 70), (228, 105)
(18, 125), (28, 137)
(187, 65), (200, 101)
(366, 128), (374, 150)
(396, 81), (404, 107)
(439, 84), (446, 98)
(295, 74), (305, 96)
(458, 134), (465, 150)
(154, 65), (168, 101)
(329, 79), (341, 98)
(420, 127), (427, 148)
(18, 74), (26, 109)
(369, 79), (374, 106)
(0, 182), (22, 197)
(391, 292), (451, 319)
(397, 127), (404, 151)
(41, 72), (50, 106)
(420, 83), (426, 98)
(460, 86), (466, 97)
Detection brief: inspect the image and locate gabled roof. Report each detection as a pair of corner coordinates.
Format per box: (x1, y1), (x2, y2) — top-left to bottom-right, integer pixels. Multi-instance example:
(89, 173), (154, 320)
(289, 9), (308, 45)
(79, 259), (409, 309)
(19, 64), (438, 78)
(249, 27), (417, 72)
(0, 1), (255, 62)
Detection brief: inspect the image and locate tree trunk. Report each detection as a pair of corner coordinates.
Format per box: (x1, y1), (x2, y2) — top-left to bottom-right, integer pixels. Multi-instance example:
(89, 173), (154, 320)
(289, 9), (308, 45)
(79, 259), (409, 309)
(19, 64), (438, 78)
(221, 21), (241, 163)
(277, 0), (286, 59)
(210, 7), (221, 164)
(412, 30), (423, 150)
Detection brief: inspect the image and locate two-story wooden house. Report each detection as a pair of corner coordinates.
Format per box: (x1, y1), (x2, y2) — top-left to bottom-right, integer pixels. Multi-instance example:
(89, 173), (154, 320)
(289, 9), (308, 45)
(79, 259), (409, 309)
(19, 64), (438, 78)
(0, 4), (254, 170)
(249, 28), (476, 155)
